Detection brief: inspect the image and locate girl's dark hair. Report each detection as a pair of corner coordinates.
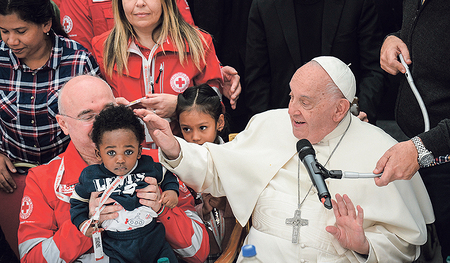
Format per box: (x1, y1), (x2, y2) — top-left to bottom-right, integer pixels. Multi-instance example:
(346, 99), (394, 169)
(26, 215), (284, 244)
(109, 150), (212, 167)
(91, 105), (145, 147)
(176, 83), (228, 139)
(0, 0), (68, 37)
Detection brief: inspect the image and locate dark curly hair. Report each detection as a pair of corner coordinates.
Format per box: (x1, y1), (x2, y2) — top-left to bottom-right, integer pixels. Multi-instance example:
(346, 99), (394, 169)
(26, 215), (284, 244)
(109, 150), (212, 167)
(91, 105), (145, 147)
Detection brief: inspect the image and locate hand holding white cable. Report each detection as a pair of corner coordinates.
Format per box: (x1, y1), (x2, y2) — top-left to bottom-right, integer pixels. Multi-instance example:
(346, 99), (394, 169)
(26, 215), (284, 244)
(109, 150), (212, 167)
(398, 54), (430, 132)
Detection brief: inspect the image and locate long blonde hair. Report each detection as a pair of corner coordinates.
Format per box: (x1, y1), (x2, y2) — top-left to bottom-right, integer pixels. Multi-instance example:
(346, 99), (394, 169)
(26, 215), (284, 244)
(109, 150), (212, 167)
(104, 0), (207, 76)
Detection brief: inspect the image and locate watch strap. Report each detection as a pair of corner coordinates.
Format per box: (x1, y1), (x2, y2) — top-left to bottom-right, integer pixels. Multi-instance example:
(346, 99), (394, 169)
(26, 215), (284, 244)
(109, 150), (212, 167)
(411, 136), (434, 167)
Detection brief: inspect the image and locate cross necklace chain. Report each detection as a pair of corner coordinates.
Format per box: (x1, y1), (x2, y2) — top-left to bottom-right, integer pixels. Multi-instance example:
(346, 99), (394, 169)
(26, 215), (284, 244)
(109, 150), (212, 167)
(285, 117), (351, 243)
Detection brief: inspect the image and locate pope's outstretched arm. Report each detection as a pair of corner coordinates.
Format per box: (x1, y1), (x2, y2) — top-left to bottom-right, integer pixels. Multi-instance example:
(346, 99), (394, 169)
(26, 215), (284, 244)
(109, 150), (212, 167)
(134, 109), (181, 159)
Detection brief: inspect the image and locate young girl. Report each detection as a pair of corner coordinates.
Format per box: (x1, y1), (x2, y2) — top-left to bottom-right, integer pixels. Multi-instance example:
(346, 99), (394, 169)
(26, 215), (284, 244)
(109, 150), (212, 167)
(70, 105), (179, 263)
(176, 83), (236, 262)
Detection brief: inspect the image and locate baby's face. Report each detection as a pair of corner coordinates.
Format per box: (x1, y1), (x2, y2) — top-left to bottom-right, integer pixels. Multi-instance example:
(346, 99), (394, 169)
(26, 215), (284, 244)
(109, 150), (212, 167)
(96, 129), (141, 176)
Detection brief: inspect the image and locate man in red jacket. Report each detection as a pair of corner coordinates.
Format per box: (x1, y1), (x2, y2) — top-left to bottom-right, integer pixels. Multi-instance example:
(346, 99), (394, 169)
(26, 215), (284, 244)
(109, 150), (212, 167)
(18, 75), (209, 263)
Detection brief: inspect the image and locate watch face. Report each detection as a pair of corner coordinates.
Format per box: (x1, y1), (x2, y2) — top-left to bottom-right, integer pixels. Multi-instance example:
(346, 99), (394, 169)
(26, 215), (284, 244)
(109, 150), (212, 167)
(420, 154), (434, 166)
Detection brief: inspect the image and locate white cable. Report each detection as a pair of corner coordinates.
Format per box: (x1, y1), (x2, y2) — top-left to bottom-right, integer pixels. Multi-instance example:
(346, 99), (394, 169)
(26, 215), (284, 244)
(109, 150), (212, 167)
(342, 172), (382, 178)
(399, 54), (430, 132)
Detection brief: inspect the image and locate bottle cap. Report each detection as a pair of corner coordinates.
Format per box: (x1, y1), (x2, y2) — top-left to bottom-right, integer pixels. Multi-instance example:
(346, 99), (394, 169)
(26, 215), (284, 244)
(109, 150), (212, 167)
(157, 257), (170, 263)
(242, 244), (257, 257)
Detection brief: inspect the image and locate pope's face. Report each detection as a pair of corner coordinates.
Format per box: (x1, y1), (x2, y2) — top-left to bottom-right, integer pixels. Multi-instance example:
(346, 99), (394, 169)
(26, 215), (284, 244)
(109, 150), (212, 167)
(288, 63), (341, 144)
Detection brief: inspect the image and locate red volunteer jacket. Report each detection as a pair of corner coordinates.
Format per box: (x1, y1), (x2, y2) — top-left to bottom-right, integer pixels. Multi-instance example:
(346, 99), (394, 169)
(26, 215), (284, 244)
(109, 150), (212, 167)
(91, 30), (223, 102)
(60, 0), (195, 53)
(18, 142), (209, 262)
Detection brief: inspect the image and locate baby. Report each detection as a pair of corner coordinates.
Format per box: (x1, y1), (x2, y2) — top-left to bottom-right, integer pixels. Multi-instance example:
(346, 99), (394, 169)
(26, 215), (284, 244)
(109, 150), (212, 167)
(70, 105), (178, 263)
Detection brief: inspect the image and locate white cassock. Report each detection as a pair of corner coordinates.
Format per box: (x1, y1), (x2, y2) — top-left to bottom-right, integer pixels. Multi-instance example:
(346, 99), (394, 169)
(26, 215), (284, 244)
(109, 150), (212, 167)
(160, 109), (434, 263)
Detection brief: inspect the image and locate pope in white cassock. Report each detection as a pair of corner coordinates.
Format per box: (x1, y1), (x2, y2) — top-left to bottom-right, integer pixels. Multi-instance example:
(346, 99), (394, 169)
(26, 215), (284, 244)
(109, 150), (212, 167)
(135, 56), (435, 262)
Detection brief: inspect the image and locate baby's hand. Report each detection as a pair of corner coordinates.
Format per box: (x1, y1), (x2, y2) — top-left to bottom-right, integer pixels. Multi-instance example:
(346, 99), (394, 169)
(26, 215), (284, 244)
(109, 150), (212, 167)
(80, 220), (103, 238)
(161, 190), (178, 209)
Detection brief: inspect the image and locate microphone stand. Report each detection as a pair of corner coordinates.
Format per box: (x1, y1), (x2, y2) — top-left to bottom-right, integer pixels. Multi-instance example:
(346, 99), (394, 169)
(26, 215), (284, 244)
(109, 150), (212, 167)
(309, 161), (343, 180)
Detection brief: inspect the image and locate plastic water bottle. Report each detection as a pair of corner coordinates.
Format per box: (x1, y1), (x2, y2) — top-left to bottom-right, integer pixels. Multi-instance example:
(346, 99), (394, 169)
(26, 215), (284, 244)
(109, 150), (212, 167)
(157, 257), (169, 263)
(241, 244), (263, 262)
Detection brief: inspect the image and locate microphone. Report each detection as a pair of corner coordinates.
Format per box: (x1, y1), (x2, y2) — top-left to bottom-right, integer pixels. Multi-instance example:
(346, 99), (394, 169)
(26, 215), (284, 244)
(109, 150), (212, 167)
(297, 139), (332, 209)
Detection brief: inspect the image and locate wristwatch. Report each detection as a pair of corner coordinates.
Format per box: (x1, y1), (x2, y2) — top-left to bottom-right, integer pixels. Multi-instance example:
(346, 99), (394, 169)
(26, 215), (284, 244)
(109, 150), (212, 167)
(411, 136), (434, 168)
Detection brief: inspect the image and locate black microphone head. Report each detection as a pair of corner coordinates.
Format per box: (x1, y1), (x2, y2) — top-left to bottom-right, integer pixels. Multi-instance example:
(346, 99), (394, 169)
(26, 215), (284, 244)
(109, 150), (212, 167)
(297, 139), (315, 161)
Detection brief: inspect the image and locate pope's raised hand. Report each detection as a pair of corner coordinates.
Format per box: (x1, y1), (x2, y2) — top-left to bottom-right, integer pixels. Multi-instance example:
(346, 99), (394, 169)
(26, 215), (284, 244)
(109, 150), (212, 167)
(134, 109), (181, 160)
(326, 194), (369, 255)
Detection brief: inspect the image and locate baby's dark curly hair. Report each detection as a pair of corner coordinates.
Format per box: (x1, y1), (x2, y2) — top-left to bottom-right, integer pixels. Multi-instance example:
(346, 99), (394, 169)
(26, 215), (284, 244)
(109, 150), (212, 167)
(91, 105), (145, 147)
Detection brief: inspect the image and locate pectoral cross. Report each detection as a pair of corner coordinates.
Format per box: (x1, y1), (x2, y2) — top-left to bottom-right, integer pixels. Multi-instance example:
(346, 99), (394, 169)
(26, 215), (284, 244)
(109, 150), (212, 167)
(285, 209), (308, 243)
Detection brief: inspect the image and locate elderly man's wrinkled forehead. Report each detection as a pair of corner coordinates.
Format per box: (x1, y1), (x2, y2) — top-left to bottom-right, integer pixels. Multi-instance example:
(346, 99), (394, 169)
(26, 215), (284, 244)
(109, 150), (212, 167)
(58, 75), (116, 115)
(290, 61), (343, 98)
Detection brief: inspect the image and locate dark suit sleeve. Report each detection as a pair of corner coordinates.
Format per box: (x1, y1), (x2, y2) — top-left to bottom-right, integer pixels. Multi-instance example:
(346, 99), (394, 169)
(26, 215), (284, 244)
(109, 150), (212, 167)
(245, 0), (272, 118)
(354, 0), (386, 123)
(419, 119), (450, 157)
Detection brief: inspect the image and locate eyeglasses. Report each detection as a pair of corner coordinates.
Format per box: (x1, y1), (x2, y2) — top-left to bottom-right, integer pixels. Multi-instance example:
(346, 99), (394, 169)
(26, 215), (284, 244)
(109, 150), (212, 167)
(60, 113), (97, 123)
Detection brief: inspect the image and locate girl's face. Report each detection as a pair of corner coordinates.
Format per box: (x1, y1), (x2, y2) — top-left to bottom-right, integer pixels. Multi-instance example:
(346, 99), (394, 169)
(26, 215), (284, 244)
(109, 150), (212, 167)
(179, 109), (224, 145)
(95, 129), (142, 176)
(0, 12), (51, 60)
(122, 0), (162, 35)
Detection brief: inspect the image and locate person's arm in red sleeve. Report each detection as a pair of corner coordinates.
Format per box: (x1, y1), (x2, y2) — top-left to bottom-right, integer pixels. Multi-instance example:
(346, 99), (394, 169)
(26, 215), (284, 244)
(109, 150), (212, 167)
(18, 169), (92, 263)
(176, 0), (195, 26)
(158, 181), (210, 263)
(60, 0), (95, 52)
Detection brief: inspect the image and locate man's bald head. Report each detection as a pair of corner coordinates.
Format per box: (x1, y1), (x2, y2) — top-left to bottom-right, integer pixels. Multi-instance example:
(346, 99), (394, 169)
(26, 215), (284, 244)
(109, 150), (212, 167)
(58, 75), (114, 115)
(56, 75), (116, 164)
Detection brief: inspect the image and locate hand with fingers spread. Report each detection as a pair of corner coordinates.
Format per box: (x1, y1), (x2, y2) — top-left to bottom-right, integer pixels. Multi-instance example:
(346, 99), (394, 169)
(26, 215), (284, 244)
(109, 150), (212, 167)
(326, 194), (369, 255)
(221, 66), (241, 109)
(0, 153), (17, 193)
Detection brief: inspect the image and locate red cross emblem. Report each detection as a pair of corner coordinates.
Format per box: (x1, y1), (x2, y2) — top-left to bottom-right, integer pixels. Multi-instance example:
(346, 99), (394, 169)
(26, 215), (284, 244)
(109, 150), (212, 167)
(20, 196), (33, 220)
(62, 16), (73, 34)
(170, 72), (190, 92)
(175, 78), (185, 87)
